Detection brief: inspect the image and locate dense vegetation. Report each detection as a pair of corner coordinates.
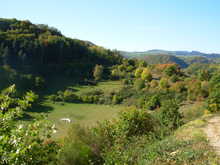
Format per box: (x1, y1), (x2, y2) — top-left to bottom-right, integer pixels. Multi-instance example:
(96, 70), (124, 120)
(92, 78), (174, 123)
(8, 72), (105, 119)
(1, 18), (220, 165)
(0, 18), (122, 90)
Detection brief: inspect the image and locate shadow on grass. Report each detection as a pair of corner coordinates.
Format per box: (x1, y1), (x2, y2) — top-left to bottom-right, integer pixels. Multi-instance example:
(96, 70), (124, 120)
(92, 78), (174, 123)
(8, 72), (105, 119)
(19, 103), (55, 121)
(19, 113), (35, 121)
(28, 104), (54, 113)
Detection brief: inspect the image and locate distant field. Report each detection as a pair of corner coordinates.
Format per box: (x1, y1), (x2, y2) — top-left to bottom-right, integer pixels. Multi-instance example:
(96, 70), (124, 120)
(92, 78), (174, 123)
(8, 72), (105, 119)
(74, 80), (122, 95)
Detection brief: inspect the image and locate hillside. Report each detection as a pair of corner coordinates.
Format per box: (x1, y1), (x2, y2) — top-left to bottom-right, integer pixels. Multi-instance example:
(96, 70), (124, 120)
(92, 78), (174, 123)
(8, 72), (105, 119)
(139, 54), (188, 68)
(0, 18), (122, 81)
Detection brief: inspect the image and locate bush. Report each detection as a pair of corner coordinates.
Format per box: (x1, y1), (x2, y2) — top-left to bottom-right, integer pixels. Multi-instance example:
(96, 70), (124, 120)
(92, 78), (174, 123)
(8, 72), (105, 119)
(157, 100), (183, 130)
(170, 74), (179, 82)
(63, 90), (79, 102)
(134, 79), (145, 90)
(206, 90), (220, 112)
(141, 68), (152, 82)
(159, 78), (169, 89)
(58, 125), (103, 165)
(0, 85), (59, 165)
(117, 108), (157, 137)
(112, 95), (122, 104)
(145, 95), (161, 110)
(164, 64), (179, 77)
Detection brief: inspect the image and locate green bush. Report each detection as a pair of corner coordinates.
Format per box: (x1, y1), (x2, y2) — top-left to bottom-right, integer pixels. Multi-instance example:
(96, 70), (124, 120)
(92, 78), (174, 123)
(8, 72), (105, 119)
(134, 78), (145, 90)
(206, 90), (220, 112)
(63, 90), (79, 102)
(157, 100), (183, 130)
(0, 85), (59, 165)
(145, 95), (161, 110)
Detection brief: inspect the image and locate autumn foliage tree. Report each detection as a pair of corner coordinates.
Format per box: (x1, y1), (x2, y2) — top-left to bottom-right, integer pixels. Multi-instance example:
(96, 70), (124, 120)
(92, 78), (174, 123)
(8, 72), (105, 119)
(93, 64), (104, 81)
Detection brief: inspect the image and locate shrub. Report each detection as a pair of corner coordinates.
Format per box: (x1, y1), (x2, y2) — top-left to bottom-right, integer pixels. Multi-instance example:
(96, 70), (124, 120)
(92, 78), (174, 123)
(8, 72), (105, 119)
(164, 64), (179, 76)
(0, 85), (59, 165)
(63, 90), (79, 102)
(170, 74), (179, 82)
(206, 90), (220, 112)
(198, 69), (211, 81)
(59, 125), (103, 165)
(159, 78), (169, 89)
(134, 67), (143, 78)
(141, 68), (152, 82)
(134, 79), (145, 90)
(170, 82), (186, 93)
(93, 64), (104, 81)
(157, 100), (183, 130)
(112, 95), (122, 104)
(150, 80), (158, 88)
(145, 95), (161, 110)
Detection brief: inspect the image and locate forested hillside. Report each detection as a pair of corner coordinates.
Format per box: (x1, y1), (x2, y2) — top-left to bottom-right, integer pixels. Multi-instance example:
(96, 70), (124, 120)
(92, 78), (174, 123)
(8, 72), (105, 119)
(138, 54), (188, 68)
(0, 18), (122, 90)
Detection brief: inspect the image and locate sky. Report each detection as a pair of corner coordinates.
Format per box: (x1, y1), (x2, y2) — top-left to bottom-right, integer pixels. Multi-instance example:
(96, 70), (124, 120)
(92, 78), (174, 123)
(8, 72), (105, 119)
(1, 0), (220, 53)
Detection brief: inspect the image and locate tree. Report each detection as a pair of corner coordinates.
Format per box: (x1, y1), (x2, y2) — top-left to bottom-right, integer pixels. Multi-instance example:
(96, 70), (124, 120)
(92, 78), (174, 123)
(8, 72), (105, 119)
(159, 78), (169, 89)
(158, 100), (183, 130)
(134, 79), (145, 90)
(93, 65), (104, 81)
(0, 85), (59, 164)
(141, 68), (152, 82)
(164, 64), (179, 77)
(134, 67), (143, 78)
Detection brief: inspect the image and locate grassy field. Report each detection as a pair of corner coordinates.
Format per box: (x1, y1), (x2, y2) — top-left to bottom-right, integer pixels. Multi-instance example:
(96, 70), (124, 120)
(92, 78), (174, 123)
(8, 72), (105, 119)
(22, 80), (124, 138)
(74, 80), (122, 95)
(26, 102), (124, 138)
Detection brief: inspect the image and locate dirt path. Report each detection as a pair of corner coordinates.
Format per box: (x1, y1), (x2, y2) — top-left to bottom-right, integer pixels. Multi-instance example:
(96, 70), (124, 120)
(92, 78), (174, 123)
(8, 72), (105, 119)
(203, 116), (220, 155)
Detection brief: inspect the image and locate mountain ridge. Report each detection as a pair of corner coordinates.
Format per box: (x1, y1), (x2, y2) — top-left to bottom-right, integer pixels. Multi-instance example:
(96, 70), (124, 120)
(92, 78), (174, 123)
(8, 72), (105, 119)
(120, 49), (220, 58)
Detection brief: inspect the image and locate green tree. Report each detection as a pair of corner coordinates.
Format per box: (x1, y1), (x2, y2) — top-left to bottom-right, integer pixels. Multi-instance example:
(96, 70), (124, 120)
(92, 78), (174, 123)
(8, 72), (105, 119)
(0, 85), (59, 164)
(164, 64), (179, 77)
(158, 100), (183, 130)
(159, 78), (169, 89)
(134, 79), (145, 90)
(93, 64), (104, 81)
(141, 68), (152, 82)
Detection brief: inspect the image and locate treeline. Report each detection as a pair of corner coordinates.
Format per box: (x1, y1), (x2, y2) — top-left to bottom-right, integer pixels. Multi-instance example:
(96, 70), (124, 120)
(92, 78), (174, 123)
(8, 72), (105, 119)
(0, 18), (122, 85)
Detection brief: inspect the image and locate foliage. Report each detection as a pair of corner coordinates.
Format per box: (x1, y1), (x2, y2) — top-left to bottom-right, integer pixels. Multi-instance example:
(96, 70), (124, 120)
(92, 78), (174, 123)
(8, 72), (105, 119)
(141, 68), (152, 81)
(159, 78), (169, 89)
(93, 64), (104, 81)
(134, 67), (143, 78)
(0, 18), (122, 86)
(134, 78), (145, 90)
(206, 89), (220, 112)
(157, 100), (183, 130)
(145, 95), (161, 110)
(164, 64), (180, 76)
(0, 85), (59, 165)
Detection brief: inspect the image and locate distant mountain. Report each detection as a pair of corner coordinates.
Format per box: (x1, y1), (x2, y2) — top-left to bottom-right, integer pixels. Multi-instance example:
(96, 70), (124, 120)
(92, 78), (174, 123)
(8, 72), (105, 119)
(120, 49), (220, 59)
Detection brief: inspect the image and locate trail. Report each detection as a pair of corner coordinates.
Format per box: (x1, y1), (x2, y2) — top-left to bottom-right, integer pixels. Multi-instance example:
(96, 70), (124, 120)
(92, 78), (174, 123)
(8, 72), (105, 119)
(203, 116), (220, 155)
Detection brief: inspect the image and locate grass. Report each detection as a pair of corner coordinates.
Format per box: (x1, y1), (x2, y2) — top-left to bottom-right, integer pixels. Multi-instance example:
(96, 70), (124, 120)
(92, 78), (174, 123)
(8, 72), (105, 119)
(74, 80), (122, 95)
(180, 101), (205, 123)
(26, 101), (124, 138)
(137, 114), (220, 165)
(24, 80), (124, 138)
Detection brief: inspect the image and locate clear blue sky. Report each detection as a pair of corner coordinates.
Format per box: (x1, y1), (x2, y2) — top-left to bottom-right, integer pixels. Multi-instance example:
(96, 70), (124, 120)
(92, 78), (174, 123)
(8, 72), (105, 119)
(1, 0), (220, 53)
